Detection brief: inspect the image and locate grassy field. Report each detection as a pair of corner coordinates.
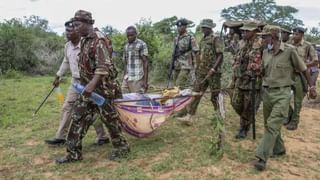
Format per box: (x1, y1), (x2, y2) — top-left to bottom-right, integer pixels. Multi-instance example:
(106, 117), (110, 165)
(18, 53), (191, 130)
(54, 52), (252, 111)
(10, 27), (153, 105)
(0, 76), (319, 179)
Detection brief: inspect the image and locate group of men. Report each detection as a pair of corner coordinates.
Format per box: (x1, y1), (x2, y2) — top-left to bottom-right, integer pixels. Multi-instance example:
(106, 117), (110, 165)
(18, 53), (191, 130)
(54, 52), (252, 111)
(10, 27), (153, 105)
(227, 21), (318, 171)
(43, 9), (319, 172)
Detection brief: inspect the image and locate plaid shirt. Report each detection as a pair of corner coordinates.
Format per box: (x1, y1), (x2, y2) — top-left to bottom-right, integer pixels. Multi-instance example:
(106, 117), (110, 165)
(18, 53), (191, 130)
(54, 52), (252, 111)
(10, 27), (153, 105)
(123, 39), (148, 81)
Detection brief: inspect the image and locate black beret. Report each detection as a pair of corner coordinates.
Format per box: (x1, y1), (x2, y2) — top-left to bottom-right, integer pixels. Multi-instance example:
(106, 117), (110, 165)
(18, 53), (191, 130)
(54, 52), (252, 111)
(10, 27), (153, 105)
(293, 27), (305, 34)
(176, 18), (189, 26)
(64, 19), (73, 27)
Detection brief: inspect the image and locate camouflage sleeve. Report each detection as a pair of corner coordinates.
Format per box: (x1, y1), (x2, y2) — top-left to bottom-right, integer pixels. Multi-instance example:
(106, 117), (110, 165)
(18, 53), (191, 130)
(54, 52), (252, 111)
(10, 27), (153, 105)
(191, 35), (199, 52)
(214, 37), (224, 53)
(140, 41), (148, 57)
(94, 39), (112, 76)
(291, 48), (307, 72)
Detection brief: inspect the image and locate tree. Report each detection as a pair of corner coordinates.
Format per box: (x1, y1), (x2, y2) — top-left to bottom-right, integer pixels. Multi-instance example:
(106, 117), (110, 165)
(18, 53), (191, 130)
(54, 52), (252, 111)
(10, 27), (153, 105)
(221, 0), (303, 30)
(101, 25), (119, 36)
(153, 16), (178, 36)
(23, 15), (50, 32)
(305, 22), (320, 43)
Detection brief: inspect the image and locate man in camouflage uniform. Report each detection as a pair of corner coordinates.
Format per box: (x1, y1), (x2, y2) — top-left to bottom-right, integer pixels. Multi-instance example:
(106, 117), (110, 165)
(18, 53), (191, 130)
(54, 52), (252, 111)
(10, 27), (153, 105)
(45, 19), (109, 146)
(56, 10), (129, 164)
(225, 28), (240, 55)
(254, 25), (313, 171)
(171, 18), (199, 118)
(177, 19), (224, 125)
(231, 21), (263, 139)
(286, 27), (319, 130)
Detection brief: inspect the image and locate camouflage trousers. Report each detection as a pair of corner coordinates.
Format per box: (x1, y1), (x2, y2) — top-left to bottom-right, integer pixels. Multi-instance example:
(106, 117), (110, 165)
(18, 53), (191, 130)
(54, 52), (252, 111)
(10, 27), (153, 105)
(231, 87), (261, 131)
(65, 95), (128, 160)
(188, 73), (221, 115)
(173, 69), (194, 88)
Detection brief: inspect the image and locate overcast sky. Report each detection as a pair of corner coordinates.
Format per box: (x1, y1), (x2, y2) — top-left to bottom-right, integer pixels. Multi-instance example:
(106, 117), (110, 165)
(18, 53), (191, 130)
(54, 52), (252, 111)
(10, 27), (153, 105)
(0, 0), (319, 34)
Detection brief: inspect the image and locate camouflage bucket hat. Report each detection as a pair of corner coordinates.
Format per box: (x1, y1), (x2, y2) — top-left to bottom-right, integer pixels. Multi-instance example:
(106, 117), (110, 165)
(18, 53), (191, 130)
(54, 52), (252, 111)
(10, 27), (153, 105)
(257, 25), (281, 36)
(281, 27), (292, 34)
(200, 19), (216, 29)
(72, 10), (95, 24)
(240, 21), (258, 31)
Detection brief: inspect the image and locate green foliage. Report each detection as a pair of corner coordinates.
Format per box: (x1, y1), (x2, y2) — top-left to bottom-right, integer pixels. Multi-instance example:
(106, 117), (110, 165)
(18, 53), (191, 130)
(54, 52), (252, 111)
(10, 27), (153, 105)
(0, 16), (64, 75)
(135, 18), (161, 61)
(153, 16), (178, 38)
(305, 23), (320, 43)
(110, 32), (127, 75)
(101, 25), (119, 36)
(221, 0), (303, 30)
(0, 19), (39, 74)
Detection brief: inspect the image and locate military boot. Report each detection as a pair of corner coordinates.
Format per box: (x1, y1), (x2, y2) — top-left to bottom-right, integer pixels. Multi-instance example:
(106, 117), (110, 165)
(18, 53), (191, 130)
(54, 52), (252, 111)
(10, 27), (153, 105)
(55, 154), (82, 164)
(108, 146), (130, 161)
(254, 159), (266, 171)
(235, 128), (247, 139)
(286, 123), (298, 131)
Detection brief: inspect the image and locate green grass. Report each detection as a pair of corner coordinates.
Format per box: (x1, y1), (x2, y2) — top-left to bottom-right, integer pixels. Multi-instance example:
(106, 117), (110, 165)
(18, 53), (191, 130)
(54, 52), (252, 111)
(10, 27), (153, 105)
(0, 75), (319, 179)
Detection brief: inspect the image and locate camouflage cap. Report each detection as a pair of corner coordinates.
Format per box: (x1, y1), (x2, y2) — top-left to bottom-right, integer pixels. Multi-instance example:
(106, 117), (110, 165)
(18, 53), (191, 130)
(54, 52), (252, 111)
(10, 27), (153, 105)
(176, 18), (189, 26)
(240, 21), (258, 31)
(293, 27), (305, 34)
(257, 25), (281, 36)
(199, 19), (216, 29)
(281, 27), (292, 34)
(72, 10), (95, 24)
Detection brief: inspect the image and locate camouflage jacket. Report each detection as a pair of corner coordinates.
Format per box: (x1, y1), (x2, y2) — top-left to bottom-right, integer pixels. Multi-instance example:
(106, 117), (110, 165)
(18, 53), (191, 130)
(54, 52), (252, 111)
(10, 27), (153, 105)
(173, 32), (199, 70)
(233, 36), (263, 90)
(225, 33), (240, 55)
(197, 33), (224, 75)
(78, 31), (121, 99)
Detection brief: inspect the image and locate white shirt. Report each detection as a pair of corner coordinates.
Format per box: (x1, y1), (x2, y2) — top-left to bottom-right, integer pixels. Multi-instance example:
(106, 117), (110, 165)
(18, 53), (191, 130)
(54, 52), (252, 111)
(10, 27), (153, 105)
(56, 41), (80, 79)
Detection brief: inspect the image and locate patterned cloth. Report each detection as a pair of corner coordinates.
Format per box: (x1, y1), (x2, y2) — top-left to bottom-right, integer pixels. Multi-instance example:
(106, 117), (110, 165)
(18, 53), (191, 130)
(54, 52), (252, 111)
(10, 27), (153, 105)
(123, 39), (148, 81)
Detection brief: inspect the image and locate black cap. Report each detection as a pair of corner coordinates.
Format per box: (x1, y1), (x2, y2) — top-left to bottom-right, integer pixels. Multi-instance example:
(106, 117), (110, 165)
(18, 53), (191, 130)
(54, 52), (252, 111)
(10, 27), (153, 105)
(293, 27), (305, 34)
(64, 19), (73, 27)
(176, 18), (189, 26)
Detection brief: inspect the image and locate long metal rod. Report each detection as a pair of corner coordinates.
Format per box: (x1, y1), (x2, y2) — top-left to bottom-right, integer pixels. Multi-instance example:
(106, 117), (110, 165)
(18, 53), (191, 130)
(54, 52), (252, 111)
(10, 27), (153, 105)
(33, 86), (56, 116)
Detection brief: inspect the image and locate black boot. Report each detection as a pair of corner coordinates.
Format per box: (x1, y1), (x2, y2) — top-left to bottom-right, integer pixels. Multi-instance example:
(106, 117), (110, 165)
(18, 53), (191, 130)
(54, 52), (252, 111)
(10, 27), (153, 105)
(45, 138), (66, 145)
(93, 138), (110, 146)
(235, 128), (247, 139)
(254, 159), (266, 171)
(55, 156), (82, 164)
(108, 146), (130, 161)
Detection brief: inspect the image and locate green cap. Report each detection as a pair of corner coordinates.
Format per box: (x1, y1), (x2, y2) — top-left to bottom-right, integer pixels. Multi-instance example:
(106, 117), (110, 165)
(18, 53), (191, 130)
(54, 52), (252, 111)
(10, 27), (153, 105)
(281, 27), (292, 34)
(240, 21), (258, 31)
(199, 19), (216, 29)
(257, 25), (281, 36)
